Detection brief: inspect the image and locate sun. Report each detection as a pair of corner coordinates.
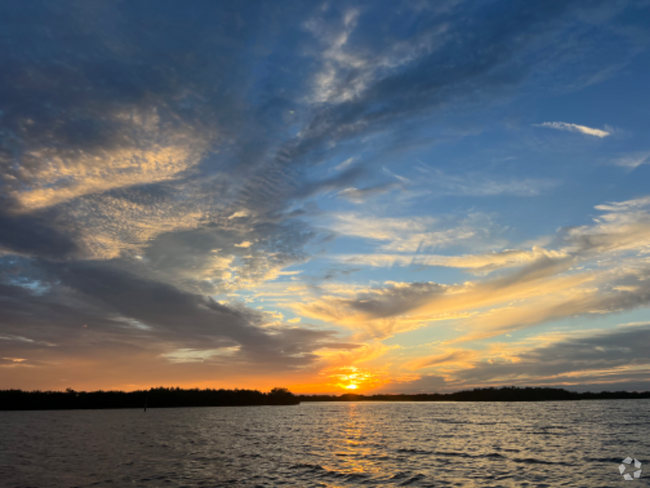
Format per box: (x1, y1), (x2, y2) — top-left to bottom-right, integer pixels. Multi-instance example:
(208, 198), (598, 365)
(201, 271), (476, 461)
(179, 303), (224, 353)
(322, 365), (390, 393)
(330, 366), (376, 392)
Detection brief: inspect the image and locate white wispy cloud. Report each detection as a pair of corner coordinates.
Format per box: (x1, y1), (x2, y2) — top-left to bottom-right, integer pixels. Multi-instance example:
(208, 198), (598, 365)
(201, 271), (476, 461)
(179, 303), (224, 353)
(328, 213), (482, 252)
(594, 195), (650, 213)
(334, 157), (357, 171)
(535, 121), (610, 138)
(330, 246), (567, 274)
(614, 152), (650, 170)
(413, 165), (558, 197)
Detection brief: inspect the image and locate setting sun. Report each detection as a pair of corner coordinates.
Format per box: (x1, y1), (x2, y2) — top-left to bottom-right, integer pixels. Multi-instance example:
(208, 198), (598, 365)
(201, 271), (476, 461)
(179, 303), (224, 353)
(325, 366), (388, 392)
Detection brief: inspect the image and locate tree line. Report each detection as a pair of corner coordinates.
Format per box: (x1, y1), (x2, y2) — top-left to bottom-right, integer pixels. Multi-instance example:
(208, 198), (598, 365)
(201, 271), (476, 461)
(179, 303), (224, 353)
(2, 386), (648, 410)
(0, 387), (298, 410)
(299, 386), (650, 402)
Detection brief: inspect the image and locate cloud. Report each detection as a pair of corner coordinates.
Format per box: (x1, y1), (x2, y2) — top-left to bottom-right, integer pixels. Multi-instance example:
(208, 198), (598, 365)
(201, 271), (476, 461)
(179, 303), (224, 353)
(328, 212), (489, 253)
(295, 255), (581, 338)
(139, 218), (320, 295)
(0, 256), (362, 389)
(0, 209), (80, 259)
(336, 183), (401, 203)
(332, 246), (567, 274)
(7, 108), (212, 212)
(405, 350), (478, 371)
(373, 324), (650, 393)
(413, 165), (559, 197)
(454, 325), (650, 388)
(593, 195), (650, 213)
(371, 374), (448, 394)
(288, 0), (632, 170)
(535, 121), (610, 138)
(334, 157), (358, 171)
(614, 152), (650, 170)
(298, 195), (650, 340)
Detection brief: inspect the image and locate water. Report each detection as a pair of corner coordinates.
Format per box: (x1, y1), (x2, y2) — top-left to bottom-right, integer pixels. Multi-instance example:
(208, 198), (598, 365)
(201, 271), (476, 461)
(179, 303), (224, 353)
(1, 400), (648, 487)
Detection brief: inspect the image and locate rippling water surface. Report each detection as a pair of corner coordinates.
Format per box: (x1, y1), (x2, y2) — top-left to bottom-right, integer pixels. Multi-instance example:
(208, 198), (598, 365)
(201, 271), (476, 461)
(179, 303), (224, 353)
(1, 400), (648, 487)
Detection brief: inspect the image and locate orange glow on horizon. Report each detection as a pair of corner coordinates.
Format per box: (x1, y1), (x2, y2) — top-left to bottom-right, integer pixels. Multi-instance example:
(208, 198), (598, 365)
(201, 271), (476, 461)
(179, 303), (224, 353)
(326, 366), (387, 392)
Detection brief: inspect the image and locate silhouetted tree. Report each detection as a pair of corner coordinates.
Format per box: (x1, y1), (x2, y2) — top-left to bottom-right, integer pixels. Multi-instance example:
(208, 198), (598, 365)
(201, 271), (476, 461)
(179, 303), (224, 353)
(267, 387), (297, 405)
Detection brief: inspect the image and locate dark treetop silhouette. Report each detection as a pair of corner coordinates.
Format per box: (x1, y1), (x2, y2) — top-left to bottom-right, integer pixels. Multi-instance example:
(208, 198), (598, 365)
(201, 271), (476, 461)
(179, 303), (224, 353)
(1, 386), (649, 410)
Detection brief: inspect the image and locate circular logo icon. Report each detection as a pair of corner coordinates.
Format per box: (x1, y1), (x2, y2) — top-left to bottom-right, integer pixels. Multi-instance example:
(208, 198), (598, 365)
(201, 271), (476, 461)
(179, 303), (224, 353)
(619, 457), (642, 480)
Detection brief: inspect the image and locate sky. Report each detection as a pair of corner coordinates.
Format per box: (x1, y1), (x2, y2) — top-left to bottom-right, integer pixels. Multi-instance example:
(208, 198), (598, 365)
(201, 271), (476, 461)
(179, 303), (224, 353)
(1, 0), (650, 394)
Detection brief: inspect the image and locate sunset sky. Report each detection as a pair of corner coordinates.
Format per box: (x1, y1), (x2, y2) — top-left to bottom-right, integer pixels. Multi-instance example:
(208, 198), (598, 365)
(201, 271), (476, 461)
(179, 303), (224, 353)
(1, 0), (650, 394)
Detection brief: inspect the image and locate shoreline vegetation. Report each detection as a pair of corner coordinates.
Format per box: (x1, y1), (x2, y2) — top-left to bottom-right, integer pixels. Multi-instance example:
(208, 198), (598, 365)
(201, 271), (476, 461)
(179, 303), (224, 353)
(299, 387), (650, 403)
(1, 386), (649, 411)
(0, 387), (300, 410)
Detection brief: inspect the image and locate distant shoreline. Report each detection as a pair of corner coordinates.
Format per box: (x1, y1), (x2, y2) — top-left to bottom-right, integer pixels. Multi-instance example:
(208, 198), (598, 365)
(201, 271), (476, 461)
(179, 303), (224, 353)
(299, 387), (650, 403)
(1, 386), (648, 411)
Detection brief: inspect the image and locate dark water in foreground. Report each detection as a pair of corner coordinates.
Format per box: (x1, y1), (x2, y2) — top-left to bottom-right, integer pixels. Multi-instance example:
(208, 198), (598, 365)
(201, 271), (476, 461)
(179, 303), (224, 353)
(1, 400), (648, 487)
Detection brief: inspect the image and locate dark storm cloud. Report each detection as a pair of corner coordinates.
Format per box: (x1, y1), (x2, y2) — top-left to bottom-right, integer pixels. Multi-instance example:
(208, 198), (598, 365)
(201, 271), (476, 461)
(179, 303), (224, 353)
(0, 208), (79, 258)
(42, 259), (353, 363)
(45, 261), (264, 345)
(0, 256), (358, 371)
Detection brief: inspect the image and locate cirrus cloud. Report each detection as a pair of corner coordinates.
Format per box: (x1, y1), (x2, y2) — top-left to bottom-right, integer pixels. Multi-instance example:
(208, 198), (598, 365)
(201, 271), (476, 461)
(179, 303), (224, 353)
(534, 121), (611, 138)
